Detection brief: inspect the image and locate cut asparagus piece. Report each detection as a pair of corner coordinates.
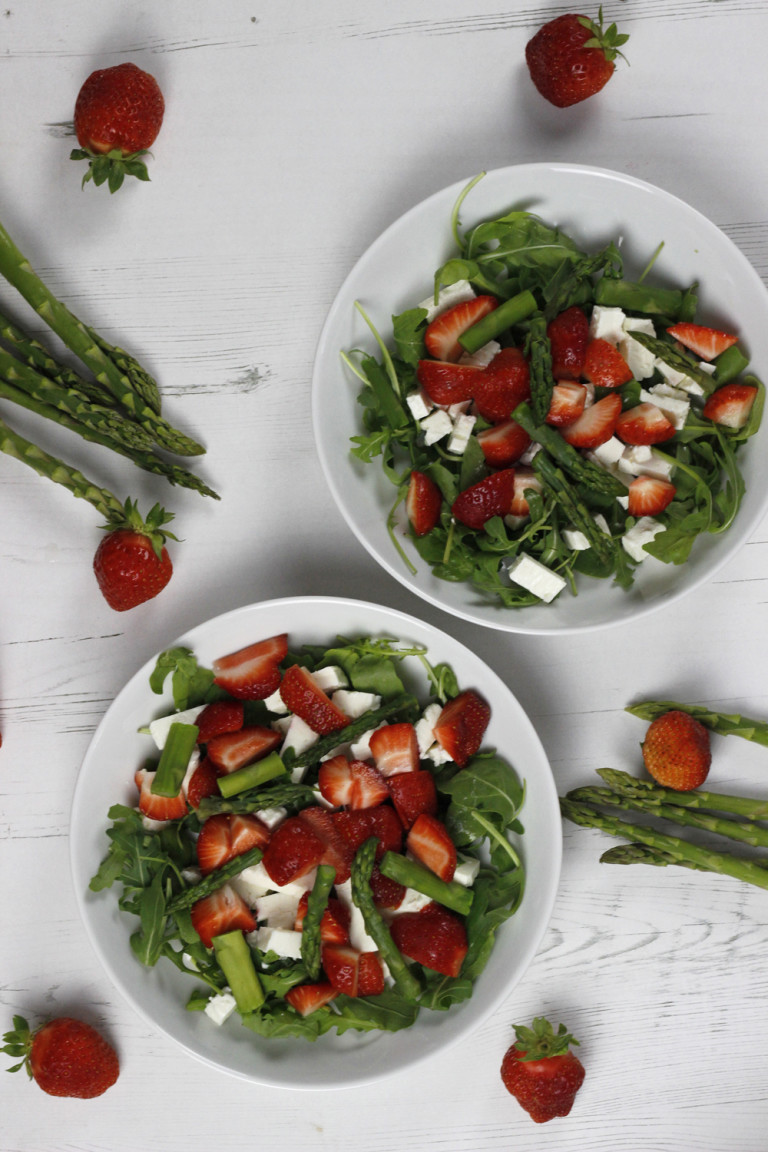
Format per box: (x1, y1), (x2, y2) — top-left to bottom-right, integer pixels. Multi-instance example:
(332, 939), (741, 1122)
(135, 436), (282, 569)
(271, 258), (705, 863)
(212, 930), (265, 1013)
(300, 864), (336, 980)
(166, 846), (264, 914)
(512, 401), (626, 497)
(351, 837), (421, 1001)
(379, 851), (473, 915)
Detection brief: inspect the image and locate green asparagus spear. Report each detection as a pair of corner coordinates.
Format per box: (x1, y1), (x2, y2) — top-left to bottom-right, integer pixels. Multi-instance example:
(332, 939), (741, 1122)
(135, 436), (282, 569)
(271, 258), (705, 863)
(212, 930), (264, 1012)
(533, 453), (617, 568)
(166, 845), (264, 914)
(379, 850), (473, 915)
(351, 837), (422, 1001)
(599, 842), (711, 871)
(626, 701), (768, 748)
(0, 308), (116, 407)
(300, 864), (336, 980)
(626, 330), (715, 392)
(87, 327), (162, 414)
(196, 782), (317, 820)
(280, 694), (420, 777)
(593, 277), (685, 318)
(597, 768), (768, 819)
(526, 314), (556, 424)
(457, 289), (537, 355)
(512, 401), (626, 497)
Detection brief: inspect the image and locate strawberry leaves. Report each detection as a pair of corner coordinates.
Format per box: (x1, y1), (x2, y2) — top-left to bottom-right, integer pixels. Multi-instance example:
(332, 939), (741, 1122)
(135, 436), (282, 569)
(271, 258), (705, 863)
(70, 147), (152, 193)
(578, 7), (630, 64)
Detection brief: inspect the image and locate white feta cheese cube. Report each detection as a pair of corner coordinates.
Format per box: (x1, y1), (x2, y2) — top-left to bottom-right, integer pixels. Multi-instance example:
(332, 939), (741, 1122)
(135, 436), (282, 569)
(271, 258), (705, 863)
(653, 358), (704, 396)
(447, 400), (472, 418)
(589, 435), (625, 467)
(255, 806), (288, 830)
(589, 305), (626, 346)
(647, 384), (690, 429)
(618, 444), (653, 475)
(271, 715), (292, 735)
(639, 451), (675, 482)
(563, 527), (591, 551)
(406, 389), (434, 421)
(181, 866), (202, 886)
(616, 494), (630, 509)
(311, 665), (349, 692)
(263, 687), (289, 714)
(252, 926), (304, 960)
(502, 554), (567, 603)
(336, 880), (378, 950)
(349, 724), (386, 760)
(622, 516), (665, 562)
(415, 702), (442, 755)
(458, 339), (501, 367)
(593, 513), (611, 535)
(453, 856), (481, 887)
(426, 742), (453, 766)
(280, 715), (318, 769)
(232, 862), (317, 906)
(396, 887), (433, 913)
(448, 413), (476, 454)
(332, 689), (381, 719)
(204, 990), (237, 1026)
(418, 279), (475, 323)
(420, 409), (453, 446)
(518, 440), (542, 466)
(698, 360), (716, 376)
(618, 319), (657, 380)
(255, 891), (300, 930)
(148, 705), (205, 750)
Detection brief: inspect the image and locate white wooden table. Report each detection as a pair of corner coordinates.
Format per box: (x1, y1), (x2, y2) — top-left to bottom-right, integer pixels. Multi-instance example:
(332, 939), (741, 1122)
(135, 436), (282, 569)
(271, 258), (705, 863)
(3, 3), (768, 1148)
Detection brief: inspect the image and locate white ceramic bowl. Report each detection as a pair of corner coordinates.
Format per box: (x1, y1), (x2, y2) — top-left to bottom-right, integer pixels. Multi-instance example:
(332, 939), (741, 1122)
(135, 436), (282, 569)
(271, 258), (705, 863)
(70, 596), (560, 1090)
(313, 163), (768, 634)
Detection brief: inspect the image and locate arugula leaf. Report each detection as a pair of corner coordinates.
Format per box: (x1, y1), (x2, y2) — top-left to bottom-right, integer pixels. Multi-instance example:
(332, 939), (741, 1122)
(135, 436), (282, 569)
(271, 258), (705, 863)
(149, 647), (217, 711)
(392, 307), (427, 366)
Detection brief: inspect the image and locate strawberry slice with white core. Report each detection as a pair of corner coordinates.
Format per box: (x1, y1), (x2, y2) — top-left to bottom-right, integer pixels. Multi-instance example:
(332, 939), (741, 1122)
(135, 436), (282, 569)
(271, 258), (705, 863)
(262, 815), (326, 886)
(212, 634), (288, 700)
(195, 700), (244, 744)
(407, 813), (457, 881)
(135, 767), (187, 821)
(368, 723), (420, 776)
(406, 470), (442, 536)
(702, 383), (758, 429)
(561, 392), (622, 449)
(509, 468), (542, 518)
(349, 760), (390, 808)
(615, 402), (676, 445)
(433, 689), (490, 767)
(190, 884), (256, 948)
(322, 943), (361, 996)
(206, 725), (282, 774)
(297, 806), (355, 883)
(476, 419), (531, 467)
(424, 295), (498, 362)
(627, 475), (676, 517)
(196, 812), (271, 875)
(317, 754), (354, 807)
(285, 981), (338, 1016)
(667, 322), (739, 362)
(546, 381), (587, 427)
(279, 664), (350, 734)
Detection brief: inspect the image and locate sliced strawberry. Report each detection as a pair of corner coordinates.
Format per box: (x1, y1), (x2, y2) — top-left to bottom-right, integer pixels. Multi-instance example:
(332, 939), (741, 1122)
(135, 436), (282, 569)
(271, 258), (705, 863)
(702, 382), (759, 429)
(196, 812), (270, 875)
(297, 805), (355, 883)
(390, 904), (468, 978)
(416, 360), (481, 405)
(547, 306), (589, 379)
(185, 756), (221, 810)
(473, 347), (531, 423)
(546, 380), (588, 427)
(322, 943), (360, 996)
(582, 338), (634, 388)
(332, 804), (404, 859)
(407, 813), (457, 881)
(388, 770), (438, 829)
(424, 295), (498, 362)
(279, 664), (350, 735)
(406, 470), (442, 536)
(206, 725), (282, 774)
(317, 754), (354, 807)
(667, 321), (738, 362)
(369, 862), (406, 909)
(349, 760), (390, 809)
(212, 634), (288, 700)
(627, 475), (676, 517)
(561, 392), (622, 449)
(368, 722), (419, 777)
(135, 767), (187, 821)
(476, 419), (531, 467)
(295, 892), (351, 944)
(452, 468), (516, 530)
(195, 700), (244, 744)
(262, 815), (326, 886)
(433, 689), (490, 767)
(509, 467), (542, 518)
(358, 951), (386, 997)
(285, 981), (338, 1017)
(615, 402), (676, 445)
(190, 884), (256, 948)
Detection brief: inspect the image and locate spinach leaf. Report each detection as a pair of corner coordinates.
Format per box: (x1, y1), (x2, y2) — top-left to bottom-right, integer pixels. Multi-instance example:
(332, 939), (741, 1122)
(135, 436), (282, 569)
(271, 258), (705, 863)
(149, 647), (218, 711)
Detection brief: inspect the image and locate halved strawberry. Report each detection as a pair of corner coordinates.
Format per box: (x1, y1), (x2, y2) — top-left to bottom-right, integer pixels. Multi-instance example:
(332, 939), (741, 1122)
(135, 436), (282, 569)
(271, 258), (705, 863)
(212, 634), (288, 700)
(476, 419), (531, 467)
(473, 347), (531, 422)
(195, 700), (244, 745)
(667, 321), (738, 361)
(285, 981), (338, 1017)
(206, 725), (282, 774)
(369, 862), (406, 909)
(627, 475), (676, 517)
(547, 306), (589, 379)
(416, 360), (481, 405)
(615, 402), (676, 445)
(452, 468), (516, 530)
(388, 770), (438, 829)
(509, 467), (543, 518)
(389, 904), (468, 978)
(295, 892), (351, 943)
(358, 951), (386, 996)
(349, 760), (390, 809)
(407, 813), (457, 881)
(368, 723), (419, 777)
(297, 806), (355, 883)
(322, 943), (360, 996)
(702, 382), (758, 429)
(196, 812), (270, 875)
(317, 754), (354, 807)
(433, 689), (490, 767)
(406, 470), (442, 536)
(332, 804), (404, 859)
(262, 815), (326, 886)
(582, 338), (634, 388)
(424, 295), (498, 362)
(190, 884), (256, 948)
(135, 767), (187, 821)
(185, 756), (221, 810)
(561, 392), (622, 449)
(279, 664), (350, 735)
(546, 380), (587, 427)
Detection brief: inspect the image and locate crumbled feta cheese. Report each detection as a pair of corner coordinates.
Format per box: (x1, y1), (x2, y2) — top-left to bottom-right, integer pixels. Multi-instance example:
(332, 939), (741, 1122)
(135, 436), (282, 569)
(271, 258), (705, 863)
(589, 435), (625, 467)
(336, 880), (378, 950)
(415, 702), (442, 755)
(453, 856), (481, 887)
(396, 887), (433, 913)
(233, 862), (317, 906)
(205, 990), (237, 1026)
(255, 806), (287, 830)
(698, 360), (716, 376)
(448, 413), (476, 454)
(181, 866), (202, 886)
(406, 390), (434, 421)
(148, 705), (205, 750)
(618, 317), (657, 380)
(589, 305), (626, 346)
(563, 527), (591, 551)
(593, 513), (611, 535)
(263, 687), (289, 714)
(622, 516), (665, 562)
(459, 339), (501, 367)
(252, 926), (304, 961)
(280, 715), (318, 771)
(616, 494), (630, 509)
(503, 553), (567, 603)
(332, 689), (381, 719)
(421, 408), (453, 446)
(619, 444), (653, 475)
(418, 279), (476, 323)
(639, 451), (674, 481)
(645, 384), (690, 429)
(518, 440), (542, 466)
(653, 358), (705, 396)
(425, 742), (453, 766)
(349, 724), (386, 760)
(447, 400), (472, 419)
(311, 665), (349, 692)
(255, 891), (300, 930)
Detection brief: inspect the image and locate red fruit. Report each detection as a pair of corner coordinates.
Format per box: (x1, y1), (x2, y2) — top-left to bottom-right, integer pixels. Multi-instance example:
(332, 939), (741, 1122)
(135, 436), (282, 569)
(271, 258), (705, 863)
(135, 767), (187, 822)
(262, 816), (326, 886)
(206, 726), (282, 774)
(390, 903), (468, 977)
(433, 689), (491, 767)
(627, 475), (676, 517)
(406, 470), (443, 536)
(424, 295), (498, 362)
(561, 392), (622, 449)
(501, 1017), (586, 1123)
(72, 62), (164, 190)
(388, 770), (439, 829)
(358, 951), (386, 996)
(509, 468), (543, 519)
(546, 381), (587, 427)
(196, 812), (270, 875)
(297, 806), (355, 883)
(369, 862), (406, 909)
(322, 943), (360, 996)
(547, 307), (589, 378)
(295, 892), (351, 944)
(416, 359), (481, 405)
(93, 499), (174, 611)
(195, 700), (244, 744)
(642, 709), (712, 791)
(5, 1015), (119, 1098)
(407, 813), (457, 881)
(212, 634), (288, 700)
(279, 664), (350, 735)
(368, 722), (420, 777)
(452, 468), (516, 530)
(582, 338), (634, 388)
(473, 347), (531, 423)
(317, 754), (355, 807)
(190, 884), (256, 948)
(477, 419), (531, 467)
(332, 805), (404, 858)
(667, 321), (738, 362)
(284, 982), (338, 1017)
(615, 402), (676, 445)
(525, 11), (628, 108)
(702, 382), (759, 429)
(185, 756), (221, 809)
(349, 760), (390, 809)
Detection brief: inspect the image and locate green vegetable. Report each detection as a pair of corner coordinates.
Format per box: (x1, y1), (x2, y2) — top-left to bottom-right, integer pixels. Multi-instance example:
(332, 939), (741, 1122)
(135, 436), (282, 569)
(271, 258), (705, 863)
(439, 753), (525, 873)
(626, 329), (716, 391)
(350, 838), (422, 1001)
(300, 865), (336, 979)
(625, 700), (768, 747)
(196, 781), (316, 819)
(166, 846), (264, 914)
(533, 453), (617, 569)
(457, 289), (536, 354)
(598, 768), (768, 818)
(526, 314), (556, 424)
(512, 401), (626, 497)
(217, 751), (287, 798)
(714, 343), (750, 385)
(212, 930), (264, 1013)
(281, 693), (420, 776)
(149, 647), (218, 712)
(379, 851), (474, 915)
(151, 723), (200, 798)
(599, 842), (711, 871)
(593, 276), (685, 318)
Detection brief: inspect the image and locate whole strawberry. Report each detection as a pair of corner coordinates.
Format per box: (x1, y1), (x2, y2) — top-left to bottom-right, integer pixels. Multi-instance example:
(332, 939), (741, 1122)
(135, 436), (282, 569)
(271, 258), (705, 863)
(94, 499), (176, 611)
(525, 8), (629, 108)
(2, 1015), (119, 1098)
(71, 62), (164, 191)
(642, 709), (712, 791)
(501, 1016), (585, 1123)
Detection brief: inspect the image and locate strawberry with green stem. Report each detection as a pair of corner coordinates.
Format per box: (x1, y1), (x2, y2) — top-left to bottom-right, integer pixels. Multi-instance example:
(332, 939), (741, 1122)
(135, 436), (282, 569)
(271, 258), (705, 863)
(501, 1017), (586, 1123)
(525, 8), (629, 109)
(2, 1015), (119, 1098)
(71, 62), (165, 192)
(94, 499), (176, 611)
